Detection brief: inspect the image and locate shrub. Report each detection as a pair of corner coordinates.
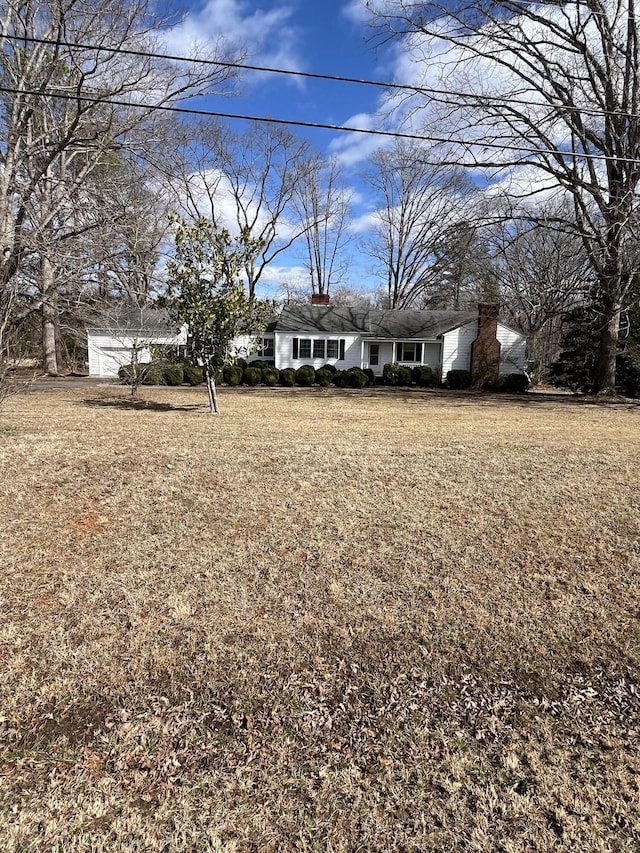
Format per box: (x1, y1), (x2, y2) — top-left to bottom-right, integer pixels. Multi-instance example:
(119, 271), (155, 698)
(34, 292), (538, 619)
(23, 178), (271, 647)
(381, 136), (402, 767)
(447, 369), (472, 390)
(316, 368), (333, 387)
(223, 365), (243, 386)
(249, 360), (271, 370)
(118, 364), (139, 384)
(382, 362), (399, 386)
(295, 365), (316, 387)
(183, 365), (203, 386)
(412, 365), (434, 387)
(141, 363), (164, 385)
(382, 362), (411, 386)
(163, 364), (184, 386)
(384, 363), (412, 386)
(233, 357), (247, 370)
(333, 369), (350, 388)
(321, 363), (337, 375)
(279, 367), (296, 387)
(364, 368), (376, 385)
(262, 367), (279, 386)
(348, 367), (369, 388)
(243, 366), (262, 386)
(500, 372), (530, 393)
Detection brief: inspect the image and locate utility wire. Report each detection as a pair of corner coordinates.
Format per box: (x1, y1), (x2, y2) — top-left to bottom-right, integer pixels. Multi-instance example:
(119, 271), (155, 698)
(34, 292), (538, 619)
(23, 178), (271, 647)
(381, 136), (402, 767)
(3, 32), (640, 122)
(1, 83), (637, 165)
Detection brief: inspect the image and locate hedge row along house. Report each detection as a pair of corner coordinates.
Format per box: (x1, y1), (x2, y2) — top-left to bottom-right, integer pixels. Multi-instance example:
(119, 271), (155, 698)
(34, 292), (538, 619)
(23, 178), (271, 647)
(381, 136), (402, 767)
(88, 299), (527, 384)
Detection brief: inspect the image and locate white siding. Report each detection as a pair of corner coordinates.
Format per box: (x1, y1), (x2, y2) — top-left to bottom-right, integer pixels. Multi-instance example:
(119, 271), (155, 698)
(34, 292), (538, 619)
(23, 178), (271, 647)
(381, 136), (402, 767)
(497, 324), (527, 376)
(441, 322), (477, 376)
(87, 328), (186, 377)
(275, 332), (361, 371)
(441, 321), (526, 379)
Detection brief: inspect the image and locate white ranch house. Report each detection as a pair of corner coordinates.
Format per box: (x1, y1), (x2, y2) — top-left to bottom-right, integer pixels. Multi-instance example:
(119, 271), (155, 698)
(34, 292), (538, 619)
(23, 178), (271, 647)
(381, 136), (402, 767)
(87, 301), (526, 381)
(244, 302), (526, 381)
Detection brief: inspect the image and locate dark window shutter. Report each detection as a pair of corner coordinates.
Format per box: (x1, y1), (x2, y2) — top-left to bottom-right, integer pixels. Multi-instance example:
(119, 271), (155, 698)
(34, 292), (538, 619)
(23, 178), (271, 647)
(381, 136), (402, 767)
(396, 342), (402, 361)
(415, 343), (422, 363)
(293, 337), (298, 359)
(339, 339), (345, 360)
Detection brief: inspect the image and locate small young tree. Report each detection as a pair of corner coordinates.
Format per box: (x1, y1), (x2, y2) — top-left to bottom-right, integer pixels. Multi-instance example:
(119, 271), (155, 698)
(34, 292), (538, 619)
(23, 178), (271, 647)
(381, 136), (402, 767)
(164, 217), (276, 413)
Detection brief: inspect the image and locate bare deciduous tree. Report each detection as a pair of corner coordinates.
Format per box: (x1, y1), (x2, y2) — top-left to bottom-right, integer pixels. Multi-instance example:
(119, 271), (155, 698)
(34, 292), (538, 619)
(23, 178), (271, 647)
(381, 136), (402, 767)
(173, 120), (313, 298)
(369, 0), (640, 392)
(0, 0), (239, 371)
(361, 140), (478, 308)
(293, 154), (352, 296)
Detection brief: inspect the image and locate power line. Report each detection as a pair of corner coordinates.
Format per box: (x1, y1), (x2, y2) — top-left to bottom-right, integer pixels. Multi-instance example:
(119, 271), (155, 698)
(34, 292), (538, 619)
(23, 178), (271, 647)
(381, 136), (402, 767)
(4, 32), (640, 123)
(1, 83), (637, 165)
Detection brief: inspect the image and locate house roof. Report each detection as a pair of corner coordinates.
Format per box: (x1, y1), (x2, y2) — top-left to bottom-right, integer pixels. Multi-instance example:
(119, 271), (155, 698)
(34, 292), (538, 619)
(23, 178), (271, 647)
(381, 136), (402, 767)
(275, 305), (478, 339)
(87, 306), (176, 333)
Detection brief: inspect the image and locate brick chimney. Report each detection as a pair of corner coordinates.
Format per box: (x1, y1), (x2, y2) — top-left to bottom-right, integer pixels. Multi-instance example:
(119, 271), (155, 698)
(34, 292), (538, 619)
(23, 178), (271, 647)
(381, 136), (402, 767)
(311, 293), (330, 305)
(470, 303), (501, 389)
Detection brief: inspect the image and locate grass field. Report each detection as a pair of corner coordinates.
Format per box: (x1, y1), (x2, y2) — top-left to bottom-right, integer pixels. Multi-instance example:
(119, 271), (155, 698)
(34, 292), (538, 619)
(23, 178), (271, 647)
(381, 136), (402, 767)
(1, 383), (639, 852)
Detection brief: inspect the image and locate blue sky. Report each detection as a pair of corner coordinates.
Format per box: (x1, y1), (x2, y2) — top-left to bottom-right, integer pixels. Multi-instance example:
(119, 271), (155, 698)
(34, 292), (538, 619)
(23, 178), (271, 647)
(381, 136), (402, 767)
(165, 0), (390, 152)
(159, 0), (404, 297)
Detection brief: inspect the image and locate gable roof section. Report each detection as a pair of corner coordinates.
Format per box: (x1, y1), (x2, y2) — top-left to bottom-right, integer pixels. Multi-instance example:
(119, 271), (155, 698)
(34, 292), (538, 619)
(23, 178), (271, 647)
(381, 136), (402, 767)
(274, 305), (478, 339)
(275, 305), (369, 334)
(87, 306), (176, 334)
(368, 309), (476, 339)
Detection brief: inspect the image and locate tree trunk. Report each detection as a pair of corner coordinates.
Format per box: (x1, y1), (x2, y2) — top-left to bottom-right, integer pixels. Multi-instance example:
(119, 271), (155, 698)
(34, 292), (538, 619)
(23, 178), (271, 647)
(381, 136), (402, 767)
(205, 370), (219, 413)
(40, 256), (58, 375)
(593, 292), (622, 395)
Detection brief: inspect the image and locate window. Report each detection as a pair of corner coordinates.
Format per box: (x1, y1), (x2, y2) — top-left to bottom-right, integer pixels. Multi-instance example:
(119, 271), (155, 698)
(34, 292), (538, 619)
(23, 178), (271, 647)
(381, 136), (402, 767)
(326, 339), (338, 359)
(299, 338), (311, 358)
(369, 344), (379, 366)
(396, 342), (422, 363)
(259, 337), (274, 358)
(294, 337), (345, 360)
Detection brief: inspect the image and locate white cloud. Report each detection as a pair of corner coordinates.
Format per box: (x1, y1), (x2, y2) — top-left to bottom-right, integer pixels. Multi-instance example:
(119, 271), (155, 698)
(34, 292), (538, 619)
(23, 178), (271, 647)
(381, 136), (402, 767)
(164, 0), (304, 83)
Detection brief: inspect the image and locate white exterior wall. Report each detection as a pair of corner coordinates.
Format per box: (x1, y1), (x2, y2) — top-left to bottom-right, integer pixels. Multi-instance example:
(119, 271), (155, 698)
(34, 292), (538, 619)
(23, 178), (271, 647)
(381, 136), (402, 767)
(441, 321), (526, 378)
(87, 328), (187, 377)
(275, 332), (361, 371)
(441, 322), (477, 376)
(497, 324), (527, 376)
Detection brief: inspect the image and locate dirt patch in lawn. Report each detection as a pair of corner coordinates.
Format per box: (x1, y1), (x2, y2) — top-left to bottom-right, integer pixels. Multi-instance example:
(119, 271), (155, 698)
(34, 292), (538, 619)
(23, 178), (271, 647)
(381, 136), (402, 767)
(1, 385), (639, 851)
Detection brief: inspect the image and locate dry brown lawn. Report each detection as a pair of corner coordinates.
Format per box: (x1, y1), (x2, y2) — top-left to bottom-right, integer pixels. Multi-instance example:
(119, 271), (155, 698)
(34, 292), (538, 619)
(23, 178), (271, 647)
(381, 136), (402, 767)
(1, 384), (639, 852)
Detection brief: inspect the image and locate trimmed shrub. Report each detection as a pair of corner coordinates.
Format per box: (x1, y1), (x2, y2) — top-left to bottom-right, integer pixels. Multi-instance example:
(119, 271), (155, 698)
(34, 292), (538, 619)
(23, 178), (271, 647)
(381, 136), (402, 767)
(295, 365), (316, 386)
(333, 369), (350, 388)
(412, 365), (434, 387)
(163, 364), (184, 386)
(315, 368), (333, 387)
(279, 367), (296, 387)
(118, 364), (140, 384)
(223, 364), (243, 386)
(321, 363), (337, 375)
(382, 362), (399, 385)
(243, 366), (262, 386)
(249, 360), (271, 370)
(262, 367), (279, 386)
(500, 372), (530, 393)
(233, 357), (247, 370)
(141, 363), (164, 385)
(382, 362), (411, 386)
(364, 368), (376, 385)
(447, 369), (472, 390)
(183, 365), (203, 386)
(348, 367), (369, 388)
